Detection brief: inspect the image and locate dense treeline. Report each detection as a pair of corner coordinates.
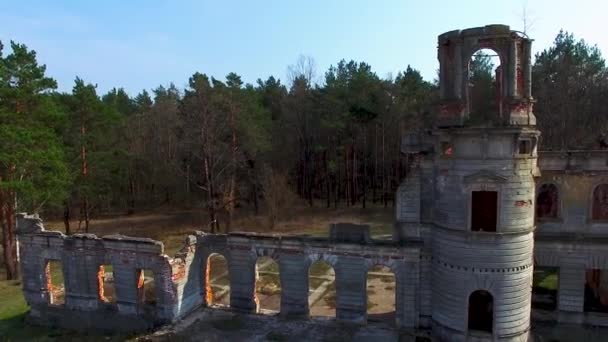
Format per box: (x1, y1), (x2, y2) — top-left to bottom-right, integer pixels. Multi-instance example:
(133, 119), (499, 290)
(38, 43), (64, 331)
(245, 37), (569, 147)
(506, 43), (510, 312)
(1, 31), (608, 279)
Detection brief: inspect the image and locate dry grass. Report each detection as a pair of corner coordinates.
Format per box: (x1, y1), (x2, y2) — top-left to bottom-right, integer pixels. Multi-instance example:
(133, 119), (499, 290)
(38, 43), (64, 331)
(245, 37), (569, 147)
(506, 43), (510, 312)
(44, 202), (394, 256)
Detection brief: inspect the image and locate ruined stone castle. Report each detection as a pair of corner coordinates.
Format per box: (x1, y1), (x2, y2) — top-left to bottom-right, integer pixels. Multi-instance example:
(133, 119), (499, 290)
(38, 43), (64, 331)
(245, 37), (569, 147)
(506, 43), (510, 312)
(15, 25), (608, 341)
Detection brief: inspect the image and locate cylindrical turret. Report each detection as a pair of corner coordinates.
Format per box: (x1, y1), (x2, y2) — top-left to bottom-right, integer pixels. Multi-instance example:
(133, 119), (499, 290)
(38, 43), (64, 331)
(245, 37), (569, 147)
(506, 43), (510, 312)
(430, 127), (538, 341)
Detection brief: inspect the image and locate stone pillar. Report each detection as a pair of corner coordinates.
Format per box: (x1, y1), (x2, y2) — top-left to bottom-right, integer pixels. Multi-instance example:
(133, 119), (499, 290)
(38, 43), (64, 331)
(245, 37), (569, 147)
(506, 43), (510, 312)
(509, 40), (517, 98)
(524, 40), (532, 99)
(154, 260), (177, 320)
(335, 256), (367, 324)
(228, 249), (256, 313)
(113, 263), (139, 315)
(453, 43), (463, 100)
(64, 237), (104, 311)
(279, 253), (309, 318)
(558, 263), (586, 313)
(395, 168), (421, 240)
(19, 243), (50, 309)
(398, 261), (420, 328)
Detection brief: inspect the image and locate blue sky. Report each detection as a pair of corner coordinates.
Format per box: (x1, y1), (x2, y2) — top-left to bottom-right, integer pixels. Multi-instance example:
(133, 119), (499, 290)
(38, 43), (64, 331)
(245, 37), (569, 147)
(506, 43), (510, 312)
(1, 0), (607, 95)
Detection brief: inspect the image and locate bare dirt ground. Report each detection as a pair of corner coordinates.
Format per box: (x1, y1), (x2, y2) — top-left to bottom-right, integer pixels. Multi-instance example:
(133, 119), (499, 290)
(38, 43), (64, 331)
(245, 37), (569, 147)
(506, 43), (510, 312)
(141, 308), (420, 342)
(45, 203), (395, 256)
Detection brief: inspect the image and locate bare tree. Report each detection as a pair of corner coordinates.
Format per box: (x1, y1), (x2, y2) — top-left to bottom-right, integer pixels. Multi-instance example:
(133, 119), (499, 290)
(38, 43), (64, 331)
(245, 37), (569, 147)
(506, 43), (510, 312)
(287, 55), (317, 87)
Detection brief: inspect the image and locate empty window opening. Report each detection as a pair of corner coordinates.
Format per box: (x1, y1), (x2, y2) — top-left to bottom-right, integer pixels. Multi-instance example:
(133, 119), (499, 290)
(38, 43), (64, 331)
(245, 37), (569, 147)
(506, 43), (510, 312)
(468, 49), (501, 124)
(441, 141), (453, 156)
(471, 191), (497, 232)
(518, 140), (531, 155)
(532, 266), (558, 310)
(366, 265), (396, 323)
(255, 256), (281, 313)
(468, 290), (493, 333)
(46, 260), (65, 305)
(136, 269), (156, 306)
(206, 253), (230, 307)
(584, 269), (608, 313)
(98, 264), (116, 304)
(592, 184), (608, 221)
(537, 184), (559, 219)
(308, 260), (336, 318)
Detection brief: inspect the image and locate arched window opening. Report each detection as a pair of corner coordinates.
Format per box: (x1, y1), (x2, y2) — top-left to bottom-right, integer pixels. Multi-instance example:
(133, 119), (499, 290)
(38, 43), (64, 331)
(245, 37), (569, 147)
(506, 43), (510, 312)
(537, 184), (559, 219)
(308, 260), (336, 318)
(592, 184), (608, 221)
(206, 253), (230, 307)
(366, 265), (396, 323)
(255, 256), (281, 313)
(584, 268), (608, 313)
(468, 290), (493, 333)
(468, 49), (501, 124)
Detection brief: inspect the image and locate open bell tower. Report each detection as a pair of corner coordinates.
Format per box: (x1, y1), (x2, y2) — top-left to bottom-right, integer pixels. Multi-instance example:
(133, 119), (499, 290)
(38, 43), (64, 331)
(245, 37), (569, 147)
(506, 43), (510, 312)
(437, 24), (536, 127)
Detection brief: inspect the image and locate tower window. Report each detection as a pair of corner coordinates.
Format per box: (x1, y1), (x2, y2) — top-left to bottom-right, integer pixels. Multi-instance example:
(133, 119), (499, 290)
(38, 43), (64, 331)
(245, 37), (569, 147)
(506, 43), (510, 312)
(518, 140), (531, 154)
(471, 191), (497, 232)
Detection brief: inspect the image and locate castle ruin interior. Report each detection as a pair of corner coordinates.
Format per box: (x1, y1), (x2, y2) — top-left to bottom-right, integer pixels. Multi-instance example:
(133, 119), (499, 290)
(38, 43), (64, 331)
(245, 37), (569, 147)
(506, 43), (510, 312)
(15, 25), (608, 341)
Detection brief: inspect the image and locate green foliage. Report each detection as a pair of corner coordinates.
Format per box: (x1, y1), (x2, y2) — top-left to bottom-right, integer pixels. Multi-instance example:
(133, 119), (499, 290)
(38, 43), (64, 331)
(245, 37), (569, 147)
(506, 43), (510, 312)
(533, 30), (608, 149)
(467, 51), (498, 125)
(0, 40), (69, 213)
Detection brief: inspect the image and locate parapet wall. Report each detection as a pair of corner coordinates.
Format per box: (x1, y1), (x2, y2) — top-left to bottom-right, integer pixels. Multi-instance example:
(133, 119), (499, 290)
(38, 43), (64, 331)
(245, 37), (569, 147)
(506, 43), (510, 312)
(16, 216), (422, 333)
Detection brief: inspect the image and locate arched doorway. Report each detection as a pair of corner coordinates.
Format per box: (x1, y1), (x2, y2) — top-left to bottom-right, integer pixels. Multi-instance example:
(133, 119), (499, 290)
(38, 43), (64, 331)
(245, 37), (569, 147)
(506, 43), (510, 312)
(308, 260), (336, 318)
(255, 256), (281, 313)
(206, 253), (230, 307)
(468, 290), (493, 333)
(366, 265), (396, 322)
(467, 48), (501, 124)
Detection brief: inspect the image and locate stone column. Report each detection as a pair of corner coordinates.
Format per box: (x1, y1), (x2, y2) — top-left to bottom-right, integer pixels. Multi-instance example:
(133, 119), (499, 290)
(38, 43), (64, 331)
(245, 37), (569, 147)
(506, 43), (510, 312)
(557, 263), (586, 313)
(154, 260), (178, 321)
(279, 253), (309, 318)
(398, 261), (420, 328)
(509, 40), (518, 98)
(64, 237), (105, 311)
(113, 263), (139, 315)
(524, 40), (532, 99)
(228, 249), (256, 313)
(335, 256), (367, 324)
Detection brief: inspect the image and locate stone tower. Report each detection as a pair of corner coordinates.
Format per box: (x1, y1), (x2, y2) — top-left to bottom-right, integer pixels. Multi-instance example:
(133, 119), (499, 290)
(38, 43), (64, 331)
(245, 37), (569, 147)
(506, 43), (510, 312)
(396, 25), (539, 341)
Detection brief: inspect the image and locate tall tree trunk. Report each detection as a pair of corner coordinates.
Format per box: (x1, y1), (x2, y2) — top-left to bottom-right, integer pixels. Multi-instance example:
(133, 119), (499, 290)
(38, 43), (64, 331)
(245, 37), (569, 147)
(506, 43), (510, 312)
(382, 121), (387, 208)
(63, 200), (71, 234)
(128, 174), (135, 215)
(80, 122), (89, 232)
(227, 106), (238, 233)
(82, 197), (90, 233)
(204, 156), (218, 233)
(324, 149), (330, 208)
(334, 149), (340, 209)
(250, 160), (259, 215)
(362, 126), (367, 209)
(373, 123), (378, 204)
(0, 177), (19, 280)
(345, 146), (350, 207)
(352, 142), (357, 206)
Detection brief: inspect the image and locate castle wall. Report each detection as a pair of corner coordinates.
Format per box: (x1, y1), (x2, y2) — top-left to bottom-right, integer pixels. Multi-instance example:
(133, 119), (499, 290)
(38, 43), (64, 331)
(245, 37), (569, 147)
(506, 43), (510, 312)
(16, 217), (422, 333)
